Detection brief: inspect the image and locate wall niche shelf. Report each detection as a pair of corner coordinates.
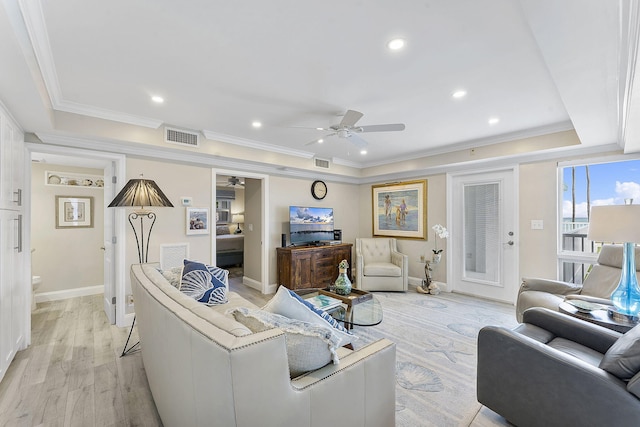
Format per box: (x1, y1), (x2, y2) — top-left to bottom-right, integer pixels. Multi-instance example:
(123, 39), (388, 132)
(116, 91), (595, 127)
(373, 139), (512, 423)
(45, 170), (104, 189)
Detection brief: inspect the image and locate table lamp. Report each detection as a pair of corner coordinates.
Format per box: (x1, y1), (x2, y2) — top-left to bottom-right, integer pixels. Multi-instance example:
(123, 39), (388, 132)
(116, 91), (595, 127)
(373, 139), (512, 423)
(232, 213), (244, 234)
(108, 175), (173, 356)
(587, 202), (640, 318)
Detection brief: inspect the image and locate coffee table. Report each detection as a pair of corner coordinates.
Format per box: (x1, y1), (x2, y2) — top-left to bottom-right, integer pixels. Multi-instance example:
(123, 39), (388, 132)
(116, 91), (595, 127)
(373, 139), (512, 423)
(296, 288), (383, 330)
(558, 301), (638, 333)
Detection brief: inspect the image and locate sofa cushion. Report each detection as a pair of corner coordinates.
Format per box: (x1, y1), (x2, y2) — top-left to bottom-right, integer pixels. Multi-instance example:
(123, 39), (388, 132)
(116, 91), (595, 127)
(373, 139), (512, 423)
(230, 307), (341, 377)
(599, 324), (640, 380)
(179, 259), (228, 306)
(262, 286), (355, 347)
(547, 337), (604, 368)
(363, 262), (401, 277)
(158, 266), (183, 288)
(628, 371), (640, 398)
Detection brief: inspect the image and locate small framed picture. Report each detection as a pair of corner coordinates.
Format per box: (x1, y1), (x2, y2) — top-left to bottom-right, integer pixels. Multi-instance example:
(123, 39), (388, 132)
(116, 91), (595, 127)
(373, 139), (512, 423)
(56, 196), (94, 228)
(186, 207), (210, 235)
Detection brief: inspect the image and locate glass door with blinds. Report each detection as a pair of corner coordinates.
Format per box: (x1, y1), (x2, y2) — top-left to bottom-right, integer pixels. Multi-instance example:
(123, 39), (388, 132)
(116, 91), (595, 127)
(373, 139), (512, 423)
(449, 168), (518, 303)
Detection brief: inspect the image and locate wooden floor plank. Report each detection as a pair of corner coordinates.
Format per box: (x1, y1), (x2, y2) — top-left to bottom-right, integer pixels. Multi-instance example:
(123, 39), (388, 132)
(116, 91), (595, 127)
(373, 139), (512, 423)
(0, 294), (163, 426)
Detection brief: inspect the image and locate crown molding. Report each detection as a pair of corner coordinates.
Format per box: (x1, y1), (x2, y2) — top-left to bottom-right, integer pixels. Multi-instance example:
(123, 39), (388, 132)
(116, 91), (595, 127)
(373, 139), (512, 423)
(33, 131), (623, 188)
(357, 120), (576, 169)
(54, 99), (164, 128)
(18, 0), (163, 129)
(33, 132), (361, 184)
(357, 141), (622, 184)
(618, 0), (640, 153)
(201, 129), (315, 159)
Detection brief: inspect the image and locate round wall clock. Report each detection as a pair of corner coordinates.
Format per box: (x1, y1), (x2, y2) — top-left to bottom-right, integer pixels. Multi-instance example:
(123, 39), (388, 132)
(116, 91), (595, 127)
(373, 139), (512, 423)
(311, 180), (327, 200)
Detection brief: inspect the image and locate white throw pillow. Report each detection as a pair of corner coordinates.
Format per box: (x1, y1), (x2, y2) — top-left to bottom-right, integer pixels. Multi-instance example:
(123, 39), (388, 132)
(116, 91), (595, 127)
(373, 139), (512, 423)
(262, 286), (356, 348)
(229, 307), (340, 377)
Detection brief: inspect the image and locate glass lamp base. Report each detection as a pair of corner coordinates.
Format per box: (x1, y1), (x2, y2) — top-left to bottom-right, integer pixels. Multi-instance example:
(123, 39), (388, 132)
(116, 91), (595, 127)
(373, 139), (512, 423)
(610, 242), (640, 317)
(607, 306), (640, 323)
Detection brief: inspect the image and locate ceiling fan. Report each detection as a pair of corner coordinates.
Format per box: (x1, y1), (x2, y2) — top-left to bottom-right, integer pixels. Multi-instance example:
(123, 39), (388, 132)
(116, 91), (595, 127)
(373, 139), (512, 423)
(227, 176), (244, 187)
(305, 110), (405, 148)
(216, 176), (245, 188)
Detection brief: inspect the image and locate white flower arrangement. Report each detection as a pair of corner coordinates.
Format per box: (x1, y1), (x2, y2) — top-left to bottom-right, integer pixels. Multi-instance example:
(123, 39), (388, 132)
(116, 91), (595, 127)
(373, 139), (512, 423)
(432, 224), (449, 255)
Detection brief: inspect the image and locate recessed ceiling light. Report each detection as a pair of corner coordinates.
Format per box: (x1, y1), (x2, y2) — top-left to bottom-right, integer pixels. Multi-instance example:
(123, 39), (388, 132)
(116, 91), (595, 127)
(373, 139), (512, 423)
(252, 121), (262, 128)
(316, 127), (324, 131)
(360, 149), (367, 155)
(488, 117), (500, 125)
(452, 90), (467, 99)
(151, 96), (164, 103)
(318, 139), (324, 144)
(387, 38), (405, 50)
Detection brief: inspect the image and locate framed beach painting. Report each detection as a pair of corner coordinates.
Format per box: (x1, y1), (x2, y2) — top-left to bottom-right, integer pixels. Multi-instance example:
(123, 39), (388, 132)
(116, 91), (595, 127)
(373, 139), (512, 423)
(55, 196), (94, 228)
(186, 207), (210, 235)
(372, 180), (427, 239)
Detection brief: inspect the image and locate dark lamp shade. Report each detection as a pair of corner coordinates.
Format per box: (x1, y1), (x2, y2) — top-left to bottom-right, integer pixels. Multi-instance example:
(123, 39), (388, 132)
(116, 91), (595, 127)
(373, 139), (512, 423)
(587, 205), (640, 243)
(108, 178), (174, 209)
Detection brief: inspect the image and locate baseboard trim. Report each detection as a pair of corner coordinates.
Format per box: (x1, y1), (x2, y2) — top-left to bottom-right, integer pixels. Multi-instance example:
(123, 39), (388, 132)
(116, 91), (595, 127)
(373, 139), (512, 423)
(242, 276), (263, 293)
(35, 285), (103, 303)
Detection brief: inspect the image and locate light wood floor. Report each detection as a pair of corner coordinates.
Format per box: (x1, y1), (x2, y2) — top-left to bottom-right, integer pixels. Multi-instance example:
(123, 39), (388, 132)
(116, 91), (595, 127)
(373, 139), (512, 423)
(0, 295), (161, 427)
(0, 275), (264, 427)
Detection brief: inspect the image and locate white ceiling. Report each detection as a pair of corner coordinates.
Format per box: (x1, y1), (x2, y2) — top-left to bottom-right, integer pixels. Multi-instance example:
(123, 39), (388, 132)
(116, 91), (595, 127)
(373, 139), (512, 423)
(1, 0), (639, 168)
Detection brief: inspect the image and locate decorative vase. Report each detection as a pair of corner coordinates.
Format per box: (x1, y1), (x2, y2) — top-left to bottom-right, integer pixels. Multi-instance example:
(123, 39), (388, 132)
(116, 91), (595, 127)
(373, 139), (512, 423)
(611, 242), (640, 317)
(334, 268), (352, 295)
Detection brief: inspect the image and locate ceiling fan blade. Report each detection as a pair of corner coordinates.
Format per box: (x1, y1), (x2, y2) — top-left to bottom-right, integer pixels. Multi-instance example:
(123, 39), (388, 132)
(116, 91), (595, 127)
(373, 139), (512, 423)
(346, 133), (368, 149)
(305, 133), (335, 146)
(339, 110), (364, 128)
(357, 123), (406, 133)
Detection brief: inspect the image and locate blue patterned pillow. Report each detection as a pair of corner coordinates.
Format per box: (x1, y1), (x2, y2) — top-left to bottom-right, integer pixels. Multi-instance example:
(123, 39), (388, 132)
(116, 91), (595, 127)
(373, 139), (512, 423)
(179, 259), (228, 306)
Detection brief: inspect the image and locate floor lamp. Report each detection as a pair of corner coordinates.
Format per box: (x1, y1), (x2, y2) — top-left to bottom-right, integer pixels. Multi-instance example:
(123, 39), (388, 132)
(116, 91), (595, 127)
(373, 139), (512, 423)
(587, 202), (640, 318)
(108, 176), (174, 356)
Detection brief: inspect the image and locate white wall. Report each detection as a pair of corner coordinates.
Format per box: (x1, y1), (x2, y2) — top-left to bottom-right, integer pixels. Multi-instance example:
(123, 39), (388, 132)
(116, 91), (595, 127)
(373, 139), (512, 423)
(31, 162), (104, 293)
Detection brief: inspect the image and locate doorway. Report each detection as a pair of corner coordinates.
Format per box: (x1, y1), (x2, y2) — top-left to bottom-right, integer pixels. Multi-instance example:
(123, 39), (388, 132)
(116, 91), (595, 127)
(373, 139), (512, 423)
(27, 144), (126, 326)
(213, 169), (269, 294)
(448, 168), (519, 303)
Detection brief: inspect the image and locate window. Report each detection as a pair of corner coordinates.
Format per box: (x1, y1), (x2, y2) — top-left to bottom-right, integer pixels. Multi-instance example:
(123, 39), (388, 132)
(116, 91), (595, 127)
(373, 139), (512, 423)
(558, 157), (640, 282)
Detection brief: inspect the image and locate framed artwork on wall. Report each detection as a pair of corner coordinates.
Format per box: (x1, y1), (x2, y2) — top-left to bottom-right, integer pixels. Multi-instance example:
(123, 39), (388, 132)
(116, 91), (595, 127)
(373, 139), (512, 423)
(371, 180), (427, 239)
(186, 207), (210, 235)
(55, 196), (94, 228)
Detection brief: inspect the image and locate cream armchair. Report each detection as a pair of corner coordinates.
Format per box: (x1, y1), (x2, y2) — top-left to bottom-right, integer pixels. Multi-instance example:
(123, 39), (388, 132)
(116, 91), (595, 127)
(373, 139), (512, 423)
(355, 238), (408, 292)
(516, 245), (640, 322)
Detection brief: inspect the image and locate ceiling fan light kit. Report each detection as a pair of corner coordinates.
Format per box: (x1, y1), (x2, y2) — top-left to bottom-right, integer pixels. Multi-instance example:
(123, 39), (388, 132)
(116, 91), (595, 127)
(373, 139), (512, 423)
(304, 109), (405, 151)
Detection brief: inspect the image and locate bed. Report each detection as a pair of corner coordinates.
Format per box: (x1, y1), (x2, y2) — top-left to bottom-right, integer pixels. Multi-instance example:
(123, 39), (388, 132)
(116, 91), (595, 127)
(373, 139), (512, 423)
(216, 227), (244, 267)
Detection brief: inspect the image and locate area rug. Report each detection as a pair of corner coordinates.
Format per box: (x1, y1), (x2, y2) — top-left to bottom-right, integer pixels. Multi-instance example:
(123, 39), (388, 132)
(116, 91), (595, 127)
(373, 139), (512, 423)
(352, 290), (518, 427)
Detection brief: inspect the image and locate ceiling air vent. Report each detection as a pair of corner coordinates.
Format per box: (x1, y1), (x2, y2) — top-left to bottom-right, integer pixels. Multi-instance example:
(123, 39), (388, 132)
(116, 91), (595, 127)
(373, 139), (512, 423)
(165, 127), (199, 147)
(314, 157), (330, 169)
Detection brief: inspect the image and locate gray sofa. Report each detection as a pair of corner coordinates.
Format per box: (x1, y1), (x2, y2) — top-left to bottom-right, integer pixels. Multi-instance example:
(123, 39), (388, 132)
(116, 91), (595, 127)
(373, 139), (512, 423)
(478, 307), (640, 427)
(130, 264), (396, 427)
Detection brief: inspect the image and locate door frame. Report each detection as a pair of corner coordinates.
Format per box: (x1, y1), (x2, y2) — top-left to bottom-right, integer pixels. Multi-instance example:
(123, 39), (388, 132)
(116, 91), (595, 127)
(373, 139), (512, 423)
(446, 166), (519, 303)
(26, 143), (127, 325)
(213, 168), (270, 294)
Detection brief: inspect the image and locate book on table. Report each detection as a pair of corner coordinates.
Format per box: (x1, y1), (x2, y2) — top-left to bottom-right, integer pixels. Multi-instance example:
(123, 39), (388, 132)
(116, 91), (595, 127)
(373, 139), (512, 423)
(305, 294), (343, 311)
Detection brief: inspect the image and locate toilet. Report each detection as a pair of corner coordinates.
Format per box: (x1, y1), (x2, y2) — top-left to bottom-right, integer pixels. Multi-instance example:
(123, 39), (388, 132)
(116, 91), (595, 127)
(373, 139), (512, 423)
(32, 275), (42, 311)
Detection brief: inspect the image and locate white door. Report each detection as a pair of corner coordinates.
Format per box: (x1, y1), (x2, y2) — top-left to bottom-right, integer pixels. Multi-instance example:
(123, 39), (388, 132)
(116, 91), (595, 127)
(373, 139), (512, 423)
(103, 162), (116, 324)
(449, 168), (518, 303)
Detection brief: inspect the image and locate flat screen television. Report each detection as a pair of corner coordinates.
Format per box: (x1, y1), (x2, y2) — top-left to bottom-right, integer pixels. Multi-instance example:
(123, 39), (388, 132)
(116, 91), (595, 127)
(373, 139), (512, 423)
(289, 206), (334, 246)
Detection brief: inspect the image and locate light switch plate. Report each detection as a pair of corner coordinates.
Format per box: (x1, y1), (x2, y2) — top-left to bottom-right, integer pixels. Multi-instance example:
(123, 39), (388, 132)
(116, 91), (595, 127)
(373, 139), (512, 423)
(531, 220), (544, 230)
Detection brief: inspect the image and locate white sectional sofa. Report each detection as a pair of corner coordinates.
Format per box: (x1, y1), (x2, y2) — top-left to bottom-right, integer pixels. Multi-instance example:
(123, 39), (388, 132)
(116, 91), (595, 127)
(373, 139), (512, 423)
(130, 264), (396, 427)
